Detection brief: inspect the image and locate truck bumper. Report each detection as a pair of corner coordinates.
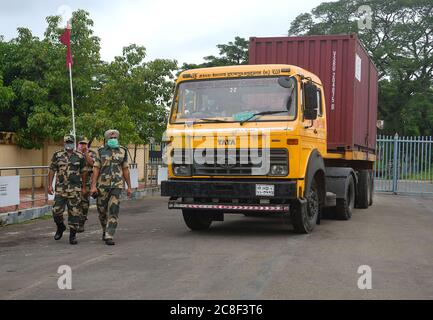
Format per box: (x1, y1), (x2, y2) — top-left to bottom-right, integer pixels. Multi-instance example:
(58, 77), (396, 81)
(168, 201), (290, 212)
(161, 179), (298, 200)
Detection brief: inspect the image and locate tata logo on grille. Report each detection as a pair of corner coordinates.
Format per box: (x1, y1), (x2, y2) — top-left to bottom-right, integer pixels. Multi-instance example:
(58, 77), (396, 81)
(218, 139), (235, 146)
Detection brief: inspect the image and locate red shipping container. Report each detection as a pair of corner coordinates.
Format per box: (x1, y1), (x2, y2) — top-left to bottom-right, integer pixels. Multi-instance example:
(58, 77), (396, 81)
(249, 34), (378, 153)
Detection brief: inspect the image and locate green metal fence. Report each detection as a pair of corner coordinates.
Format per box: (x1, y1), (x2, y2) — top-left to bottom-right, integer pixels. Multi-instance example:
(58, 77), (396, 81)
(375, 134), (433, 194)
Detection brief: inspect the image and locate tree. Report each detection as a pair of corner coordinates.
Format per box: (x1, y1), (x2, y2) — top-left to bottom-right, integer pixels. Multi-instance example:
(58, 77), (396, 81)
(0, 28), (56, 148)
(0, 9), (177, 152)
(88, 44), (177, 161)
(180, 36), (248, 72)
(0, 36), (15, 129)
(0, 10), (103, 148)
(0, 75), (15, 126)
(288, 0), (433, 136)
(34, 10), (103, 146)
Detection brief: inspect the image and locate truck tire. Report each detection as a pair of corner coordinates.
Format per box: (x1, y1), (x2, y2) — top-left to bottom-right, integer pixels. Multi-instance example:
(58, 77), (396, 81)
(292, 179), (320, 234)
(369, 172), (374, 206)
(182, 209), (212, 231)
(336, 175), (355, 220)
(356, 170), (370, 209)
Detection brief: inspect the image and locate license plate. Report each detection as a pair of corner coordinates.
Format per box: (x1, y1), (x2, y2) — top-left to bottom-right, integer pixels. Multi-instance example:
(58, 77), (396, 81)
(255, 184), (275, 196)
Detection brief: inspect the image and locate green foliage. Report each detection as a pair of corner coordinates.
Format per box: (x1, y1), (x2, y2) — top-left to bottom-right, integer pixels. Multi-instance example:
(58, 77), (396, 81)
(0, 10), (177, 150)
(0, 76), (14, 111)
(86, 43), (177, 149)
(180, 36), (248, 72)
(288, 0), (433, 136)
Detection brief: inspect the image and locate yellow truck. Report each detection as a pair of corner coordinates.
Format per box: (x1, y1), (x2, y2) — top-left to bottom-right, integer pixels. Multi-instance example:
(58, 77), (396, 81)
(161, 41), (377, 234)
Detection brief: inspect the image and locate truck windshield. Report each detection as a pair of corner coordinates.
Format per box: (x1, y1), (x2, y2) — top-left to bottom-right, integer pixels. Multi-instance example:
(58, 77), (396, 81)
(171, 77), (296, 123)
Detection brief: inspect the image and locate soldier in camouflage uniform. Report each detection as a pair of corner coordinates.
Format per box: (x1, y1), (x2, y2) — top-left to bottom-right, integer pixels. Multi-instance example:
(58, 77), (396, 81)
(90, 129), (132, 245)
(48, 134), (87, 245)
(76, 136), (97, 233)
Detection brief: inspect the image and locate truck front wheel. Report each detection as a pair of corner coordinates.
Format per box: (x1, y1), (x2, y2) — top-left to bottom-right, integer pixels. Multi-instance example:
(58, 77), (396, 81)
(292, 179), (320, 234)
(182, 209), (213, 231)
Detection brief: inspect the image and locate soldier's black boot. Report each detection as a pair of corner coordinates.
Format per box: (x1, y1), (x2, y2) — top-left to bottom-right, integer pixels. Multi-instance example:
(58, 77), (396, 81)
(105, 238), (115, 246)
(69, 229), (78, 245)
(77, 224), (85, 233)
(54, 223), (66, 241)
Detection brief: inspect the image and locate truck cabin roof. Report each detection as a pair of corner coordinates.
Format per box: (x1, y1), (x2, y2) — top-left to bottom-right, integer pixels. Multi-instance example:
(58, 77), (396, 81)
(177, 64), (322, 86)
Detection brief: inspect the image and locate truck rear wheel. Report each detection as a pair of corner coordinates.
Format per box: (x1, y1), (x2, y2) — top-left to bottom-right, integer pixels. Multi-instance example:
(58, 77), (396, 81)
(369, 172), (374, 206)
(336, 175), (355, 220)
(182, 209), (212, 231)
(292, 179), (320, 234)
(356, 170), (370, 209)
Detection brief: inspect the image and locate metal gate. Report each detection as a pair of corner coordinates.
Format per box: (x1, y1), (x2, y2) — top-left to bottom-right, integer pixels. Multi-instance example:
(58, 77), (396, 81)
(375, 135), (433, 194)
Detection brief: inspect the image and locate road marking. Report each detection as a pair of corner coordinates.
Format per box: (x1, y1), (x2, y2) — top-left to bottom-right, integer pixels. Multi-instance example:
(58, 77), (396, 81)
(4, 232), (23, 236)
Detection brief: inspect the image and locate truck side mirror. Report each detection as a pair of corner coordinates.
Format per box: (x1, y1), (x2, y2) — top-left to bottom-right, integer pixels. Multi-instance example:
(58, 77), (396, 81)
(304, 83), (318, 120)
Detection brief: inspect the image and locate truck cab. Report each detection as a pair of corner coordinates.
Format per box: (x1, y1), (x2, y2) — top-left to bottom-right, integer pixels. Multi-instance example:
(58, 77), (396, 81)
(161, 64), (375, 233)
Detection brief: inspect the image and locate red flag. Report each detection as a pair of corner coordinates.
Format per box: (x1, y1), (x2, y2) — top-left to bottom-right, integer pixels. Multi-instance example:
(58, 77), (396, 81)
(59, 24), (72, 68)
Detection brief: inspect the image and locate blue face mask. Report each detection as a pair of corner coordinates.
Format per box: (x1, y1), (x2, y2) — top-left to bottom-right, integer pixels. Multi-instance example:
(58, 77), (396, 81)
(64, 143), (75, 151)
(107, 138), (119, 149)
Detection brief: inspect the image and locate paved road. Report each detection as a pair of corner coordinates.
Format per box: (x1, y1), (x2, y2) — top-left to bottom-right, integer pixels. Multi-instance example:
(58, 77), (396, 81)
(1, 194), (433, 300)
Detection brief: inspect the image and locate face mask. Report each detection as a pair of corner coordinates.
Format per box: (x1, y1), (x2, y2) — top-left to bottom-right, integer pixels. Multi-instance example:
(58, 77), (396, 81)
(65, 143), (75, 151)
(107, 138), (119, 149)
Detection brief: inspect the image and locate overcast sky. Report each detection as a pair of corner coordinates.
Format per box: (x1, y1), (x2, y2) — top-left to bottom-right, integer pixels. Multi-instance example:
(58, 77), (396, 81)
(0, 0), (328, 65)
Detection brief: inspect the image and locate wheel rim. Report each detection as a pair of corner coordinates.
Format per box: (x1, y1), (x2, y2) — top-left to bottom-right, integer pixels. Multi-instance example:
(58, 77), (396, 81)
(306, 185), (319, 220)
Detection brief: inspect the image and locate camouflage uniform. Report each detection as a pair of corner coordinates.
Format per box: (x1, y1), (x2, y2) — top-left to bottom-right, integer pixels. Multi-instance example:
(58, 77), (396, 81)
(79, 149), (97, 228)
(94, 145), (129, 239)
(50, 146), (86, 231)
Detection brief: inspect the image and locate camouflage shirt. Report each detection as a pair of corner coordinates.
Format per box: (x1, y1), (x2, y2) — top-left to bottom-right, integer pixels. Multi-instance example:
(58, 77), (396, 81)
(94, 145), (129, 189)
(50, 150), (86, 194)
(83, 149), (97, 187)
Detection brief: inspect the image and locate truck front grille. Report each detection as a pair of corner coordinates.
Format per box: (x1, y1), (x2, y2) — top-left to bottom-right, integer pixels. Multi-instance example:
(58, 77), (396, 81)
(173, 148), (288, 176)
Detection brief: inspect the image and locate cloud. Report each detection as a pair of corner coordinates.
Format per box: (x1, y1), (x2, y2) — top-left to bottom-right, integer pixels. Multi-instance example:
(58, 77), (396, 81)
(94, 0), (325, 64)
(0, 0), (326, 64)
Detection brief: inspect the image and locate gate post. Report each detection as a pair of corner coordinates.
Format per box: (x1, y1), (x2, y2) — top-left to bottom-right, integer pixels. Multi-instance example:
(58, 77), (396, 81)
(393, 133), (399, 194)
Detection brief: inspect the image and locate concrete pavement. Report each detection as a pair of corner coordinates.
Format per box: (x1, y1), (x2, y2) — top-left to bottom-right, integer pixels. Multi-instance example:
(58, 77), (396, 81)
(0, 194), (432, 299)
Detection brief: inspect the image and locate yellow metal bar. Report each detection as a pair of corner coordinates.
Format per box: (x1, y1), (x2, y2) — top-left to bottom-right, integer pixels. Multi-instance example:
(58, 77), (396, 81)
(324, 151), (376, 161)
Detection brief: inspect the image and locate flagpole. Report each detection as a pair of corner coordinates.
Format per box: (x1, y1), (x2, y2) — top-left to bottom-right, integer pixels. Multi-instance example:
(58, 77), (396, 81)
(68, 62), (76, 142)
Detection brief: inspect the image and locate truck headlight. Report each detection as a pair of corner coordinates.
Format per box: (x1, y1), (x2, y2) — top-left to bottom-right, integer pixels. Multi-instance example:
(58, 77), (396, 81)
(270, 165), (288, 176)
(173, 165), (191, 176)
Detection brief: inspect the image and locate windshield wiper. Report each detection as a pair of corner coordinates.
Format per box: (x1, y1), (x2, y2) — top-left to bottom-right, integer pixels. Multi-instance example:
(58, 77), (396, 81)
(239, 110), (288, 125)
(199, 118), (231, 123)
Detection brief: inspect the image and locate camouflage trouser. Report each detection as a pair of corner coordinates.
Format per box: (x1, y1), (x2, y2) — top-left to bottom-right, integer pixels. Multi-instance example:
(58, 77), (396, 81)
(80, 192), (90, 227)
(52, 192), (81, 231)
(96, 188), (121, 239)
